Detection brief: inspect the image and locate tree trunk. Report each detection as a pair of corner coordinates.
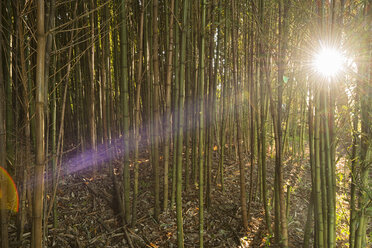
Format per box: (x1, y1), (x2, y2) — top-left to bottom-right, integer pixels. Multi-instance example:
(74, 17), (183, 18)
(314, 88), (324, 248)
(232, 0), (249, 231)
(258, 0), (271, 234)
(354, 3), (371, 247)
(120, 0), (131, 224)
(163, 0), (174, 212)
(171, 0), (180, 208)
(33, 0), (46, 246)
(275, 0), (289, 246)
(132, 0), (145, 226)
(199, 1), (207, 246)
(175, 0), (189, 246)
(152, 0), (161, 221)
(87, 0), (97, 177)
(0, 0), (8, 244)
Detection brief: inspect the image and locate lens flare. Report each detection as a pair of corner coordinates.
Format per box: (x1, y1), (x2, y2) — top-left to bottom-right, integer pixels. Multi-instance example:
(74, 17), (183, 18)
(0, 166), (19, 213)
(313, 47), (345, 78)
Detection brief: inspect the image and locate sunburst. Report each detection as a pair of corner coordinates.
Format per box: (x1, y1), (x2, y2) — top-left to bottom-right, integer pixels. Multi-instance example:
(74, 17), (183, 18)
(312, 46), (346, 79)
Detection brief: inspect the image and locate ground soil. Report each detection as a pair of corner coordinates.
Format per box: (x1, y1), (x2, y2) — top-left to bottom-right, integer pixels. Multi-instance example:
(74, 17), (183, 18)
(9, 148), (315, 247)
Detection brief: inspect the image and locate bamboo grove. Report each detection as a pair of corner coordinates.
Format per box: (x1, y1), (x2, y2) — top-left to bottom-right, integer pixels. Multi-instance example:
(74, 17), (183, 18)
(0, 0), (371, 247)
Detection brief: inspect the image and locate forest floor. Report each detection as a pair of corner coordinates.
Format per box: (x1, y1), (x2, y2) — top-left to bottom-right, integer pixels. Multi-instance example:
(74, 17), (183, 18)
(10, 148), (347, 247)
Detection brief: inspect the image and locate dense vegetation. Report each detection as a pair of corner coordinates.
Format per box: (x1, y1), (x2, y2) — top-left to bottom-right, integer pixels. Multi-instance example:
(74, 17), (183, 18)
(0, 0), (371, 247)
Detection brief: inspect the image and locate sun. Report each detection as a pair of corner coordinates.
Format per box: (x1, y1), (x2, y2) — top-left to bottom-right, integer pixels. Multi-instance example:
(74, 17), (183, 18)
(312, 46), (345, 78)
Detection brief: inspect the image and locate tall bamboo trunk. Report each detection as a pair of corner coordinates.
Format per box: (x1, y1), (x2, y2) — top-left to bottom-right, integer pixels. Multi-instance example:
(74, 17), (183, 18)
(120, 0), (131, 224)
(171, 0), (180, 208)
(275, 1), (289, 246)
(219, 0), (229, 194)
(0, 0), (8, 244)
(87, 0), (97, 177)
(152, 0), (161, 220)
(175, 0), (189, 246)
(354, 3), (371, 247)
(258, 0), (271, 234)
(232, 0), (249, 231)
(132, 0), (145, 226)
(163, 0), (174, 212)
(16, 3), (32, 241)
(314, 87), (324, 248)
(199, 1), (207, 246)
(33, 0), (46, 246)
(205, 1), (216, 208)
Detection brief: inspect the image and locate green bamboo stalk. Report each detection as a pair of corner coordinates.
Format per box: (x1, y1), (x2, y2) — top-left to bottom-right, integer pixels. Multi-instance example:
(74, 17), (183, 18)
(152, 0), (161, 221)
(163, 0), (174, 211)
(132, 0), (144, 225)
(199, 1), (207, 246)
(33, 0), (46, 245)
(175, 0), (189, 246)
(120, 0), (131, 224)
